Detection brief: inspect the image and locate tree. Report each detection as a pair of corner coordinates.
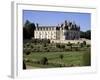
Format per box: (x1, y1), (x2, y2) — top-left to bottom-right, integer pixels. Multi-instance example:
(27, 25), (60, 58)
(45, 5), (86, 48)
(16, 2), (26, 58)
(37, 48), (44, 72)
(23, 20), (36, 39)
(27, 23), (36, 37)
(24, 20), (30, 27)
(80, 31), (85, 38)
(23, 27), (30, 39)
(85, 30), (91, 39)
(80, 30), (91, 40)
(23, 60), (26, 69)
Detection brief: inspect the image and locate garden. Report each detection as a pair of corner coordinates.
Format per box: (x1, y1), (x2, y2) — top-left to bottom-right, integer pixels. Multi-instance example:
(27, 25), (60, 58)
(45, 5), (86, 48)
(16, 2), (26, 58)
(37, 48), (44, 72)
(23, 39), (91, 69)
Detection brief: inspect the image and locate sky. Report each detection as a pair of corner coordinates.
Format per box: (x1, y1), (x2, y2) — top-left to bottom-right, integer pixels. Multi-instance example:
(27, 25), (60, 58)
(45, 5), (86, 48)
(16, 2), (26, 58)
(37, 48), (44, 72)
(23, 10), (91, 31)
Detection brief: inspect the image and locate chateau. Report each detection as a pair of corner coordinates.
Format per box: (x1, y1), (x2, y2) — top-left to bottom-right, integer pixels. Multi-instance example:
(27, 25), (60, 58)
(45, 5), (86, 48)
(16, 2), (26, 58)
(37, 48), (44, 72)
(34, 20), (80, 40)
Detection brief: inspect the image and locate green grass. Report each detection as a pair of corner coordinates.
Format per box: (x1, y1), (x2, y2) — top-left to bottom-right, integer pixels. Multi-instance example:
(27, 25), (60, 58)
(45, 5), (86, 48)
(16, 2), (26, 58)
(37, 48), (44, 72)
(24, 50), (91, 69)
(23, 39), (91, 69)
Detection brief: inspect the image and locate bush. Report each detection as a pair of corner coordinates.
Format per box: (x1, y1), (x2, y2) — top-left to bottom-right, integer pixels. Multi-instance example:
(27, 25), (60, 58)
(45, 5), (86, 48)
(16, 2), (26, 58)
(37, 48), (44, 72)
(56, 43), (65, 49)
(59, 54), (63, 60)
(87, 44), (90, 47)
(26, 43), (30, 47)
(43, 43), (47, 47)
(73, 47), (79, 51)
(43, 39), (50, 43)
(80, 43), (84, 48)
(77, 42), (80, 45)
(83, 41), (86, 45)
(31, 39), (50, 44)
(26, 51), (31, 55)
(40, 57), (48, 65)
(56, 43), (61, 48)
(64, 46), (71, 51)
(31, 45), (33, 48)
(60, 44), (65, 49)
(67, 42), (72, 50)
(67, 42), (72, 46)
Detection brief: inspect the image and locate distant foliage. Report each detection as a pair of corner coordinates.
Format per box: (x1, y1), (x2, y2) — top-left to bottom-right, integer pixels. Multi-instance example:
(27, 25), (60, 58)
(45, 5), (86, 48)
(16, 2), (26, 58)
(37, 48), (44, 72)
(80, 30), (91, 39)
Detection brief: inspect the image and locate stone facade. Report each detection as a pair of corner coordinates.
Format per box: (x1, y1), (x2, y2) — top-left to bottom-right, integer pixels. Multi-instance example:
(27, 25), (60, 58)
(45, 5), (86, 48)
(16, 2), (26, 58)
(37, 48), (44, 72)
(34, 20), (80, 40)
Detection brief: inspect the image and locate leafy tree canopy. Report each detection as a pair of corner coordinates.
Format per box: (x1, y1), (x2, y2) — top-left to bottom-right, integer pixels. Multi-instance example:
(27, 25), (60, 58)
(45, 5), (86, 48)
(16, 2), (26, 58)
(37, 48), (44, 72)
(80, 30), (91, 40)
(23, 20), (36, 39)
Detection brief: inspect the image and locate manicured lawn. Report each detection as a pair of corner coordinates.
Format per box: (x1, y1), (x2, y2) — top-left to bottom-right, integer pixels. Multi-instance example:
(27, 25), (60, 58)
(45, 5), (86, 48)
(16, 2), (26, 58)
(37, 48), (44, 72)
(24, 50), (91, 69)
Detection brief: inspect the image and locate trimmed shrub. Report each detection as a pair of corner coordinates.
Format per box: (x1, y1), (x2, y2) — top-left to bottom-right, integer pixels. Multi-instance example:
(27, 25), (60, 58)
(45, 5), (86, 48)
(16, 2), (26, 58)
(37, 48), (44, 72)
(80, 43), (84, 48)
(59, 54), (64, 60)
(67, 42), (72, 51)
(56, 43), (65, 49)
(67, 42), (72, 46)
(83, 41), (86, 45)
(40, 57), (48, 65)
(60, 44), (65, 49)
(43, 43), (47, 47)
(77, 42), (80, 45)
(56, 43), (61, 48)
